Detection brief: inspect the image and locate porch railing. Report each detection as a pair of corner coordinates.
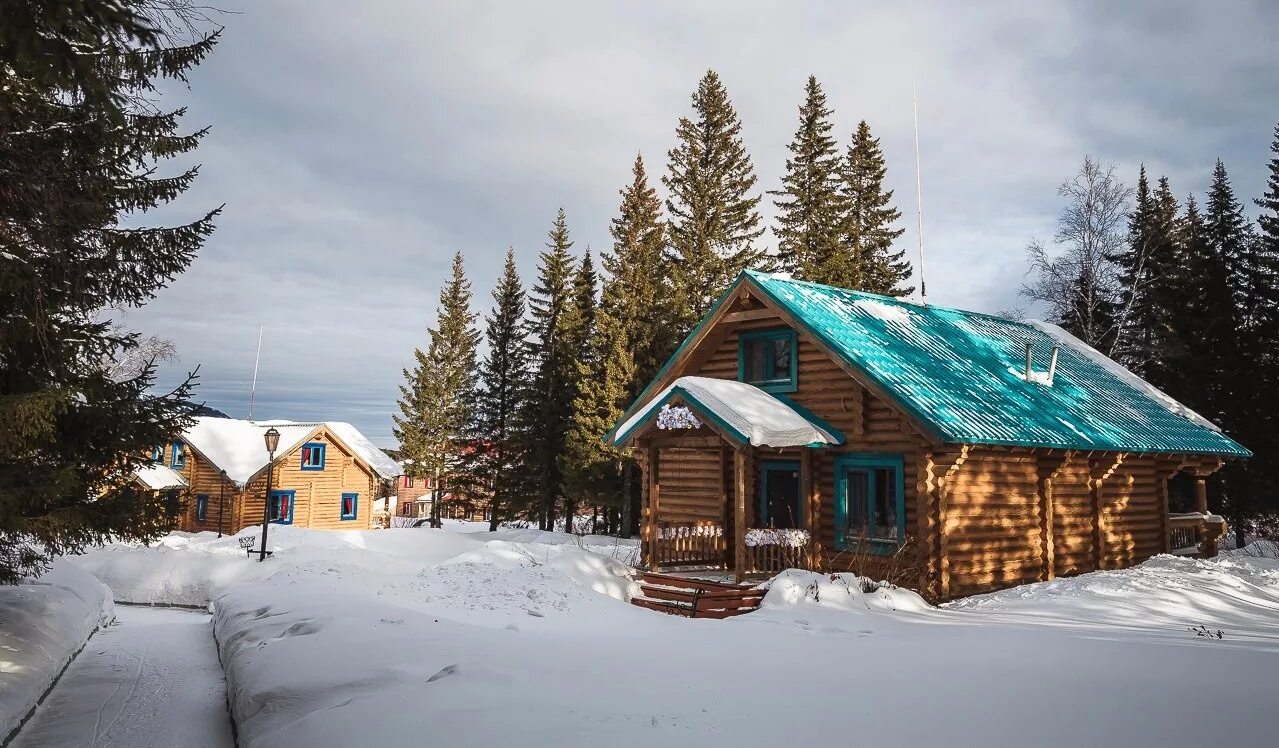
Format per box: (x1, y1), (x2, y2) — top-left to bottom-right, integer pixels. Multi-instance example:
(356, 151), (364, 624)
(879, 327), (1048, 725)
(1168, 512), (1227, 557)
(654, 522), (725, 567)
(1168, 513), (1202, 555)
(742, 528), (812, 575)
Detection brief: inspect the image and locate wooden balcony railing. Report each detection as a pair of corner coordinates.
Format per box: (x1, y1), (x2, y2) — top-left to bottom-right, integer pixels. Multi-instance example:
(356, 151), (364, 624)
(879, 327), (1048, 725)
(654, 522), (725, 568)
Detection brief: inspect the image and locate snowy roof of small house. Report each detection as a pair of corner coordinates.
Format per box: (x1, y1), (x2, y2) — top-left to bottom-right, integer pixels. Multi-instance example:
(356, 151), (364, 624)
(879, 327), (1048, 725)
(610, 272), (1249, 457)
(133, 463), (188, 490)
(733, 272), (1250, 456)
(612, 376), (844, 448)
(182, 417), (401, 486)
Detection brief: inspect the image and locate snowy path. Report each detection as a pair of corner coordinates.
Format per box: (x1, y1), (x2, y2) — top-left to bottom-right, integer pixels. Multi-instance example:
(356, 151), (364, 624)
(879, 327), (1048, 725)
(11, 605), (233, 748)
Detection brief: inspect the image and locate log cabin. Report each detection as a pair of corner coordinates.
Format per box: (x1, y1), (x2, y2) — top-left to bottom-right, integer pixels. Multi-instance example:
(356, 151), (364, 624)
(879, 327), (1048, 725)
(139, 417), (401, 534)
(605, 271), (1250, 601)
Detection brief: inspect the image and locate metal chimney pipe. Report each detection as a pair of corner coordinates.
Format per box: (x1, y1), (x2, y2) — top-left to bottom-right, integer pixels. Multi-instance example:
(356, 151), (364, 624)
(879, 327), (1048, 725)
(1024, 342), (1034, 380)
(1047, 344), (1060, 384)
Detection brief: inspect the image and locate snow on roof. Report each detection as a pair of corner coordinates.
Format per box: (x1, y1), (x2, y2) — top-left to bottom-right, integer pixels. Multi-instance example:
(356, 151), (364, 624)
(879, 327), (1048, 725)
(1026, 320), (1223, 433)
(134, 463), (188, 490)
(613, 376), (842, 448)
(323, 421), (401, 480)
(182, 417), (400, 486)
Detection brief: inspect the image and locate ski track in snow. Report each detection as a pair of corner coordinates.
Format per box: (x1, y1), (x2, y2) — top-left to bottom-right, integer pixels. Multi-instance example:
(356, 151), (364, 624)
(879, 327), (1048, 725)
(10, 605), (233, 748)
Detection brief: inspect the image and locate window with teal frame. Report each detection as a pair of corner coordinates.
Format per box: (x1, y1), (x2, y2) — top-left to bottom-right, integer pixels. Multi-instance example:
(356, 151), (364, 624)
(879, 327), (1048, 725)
(170, 441), (186, 469)
(340, 492), (358, 521)
(834, 453), (905, 554)
(195, 494), (209, 521)
(737, 328), (798, 393)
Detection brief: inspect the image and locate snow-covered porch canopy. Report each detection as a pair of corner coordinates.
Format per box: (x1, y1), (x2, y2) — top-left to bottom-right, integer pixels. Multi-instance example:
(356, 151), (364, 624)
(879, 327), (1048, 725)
(609, 376), (844, 449)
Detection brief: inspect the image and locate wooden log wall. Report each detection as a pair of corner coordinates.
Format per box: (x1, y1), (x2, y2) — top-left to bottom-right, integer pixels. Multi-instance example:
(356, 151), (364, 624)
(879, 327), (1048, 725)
(173, 449), (240, 533)
(235, 430), (377, 533)
(674, 308), (929, 574)
(653, 446), (724, 524)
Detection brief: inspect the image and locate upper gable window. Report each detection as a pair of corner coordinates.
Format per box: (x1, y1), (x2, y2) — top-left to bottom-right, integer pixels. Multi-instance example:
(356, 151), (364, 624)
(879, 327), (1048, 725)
(151, 445), (164, 463)
(170, 441), (186, 469)
(738, 328), (798, 393)
(300, 442), (326, 471)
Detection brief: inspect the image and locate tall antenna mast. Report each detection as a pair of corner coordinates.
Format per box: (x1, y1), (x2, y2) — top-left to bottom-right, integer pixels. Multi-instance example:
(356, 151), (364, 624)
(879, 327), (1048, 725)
(247, 325), (263, 420)
(913, 82), (927, 304)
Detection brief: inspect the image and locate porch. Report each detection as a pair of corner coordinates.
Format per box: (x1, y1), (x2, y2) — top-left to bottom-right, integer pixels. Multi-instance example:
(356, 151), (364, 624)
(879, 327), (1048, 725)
(614, 377), (847, 583)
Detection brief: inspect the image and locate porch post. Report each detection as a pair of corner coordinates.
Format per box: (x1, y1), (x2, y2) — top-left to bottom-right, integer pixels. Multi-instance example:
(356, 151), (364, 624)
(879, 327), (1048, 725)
(734, 447), (748, 584)
(647, 444), (660, 571)
(800, 448), (817, 569)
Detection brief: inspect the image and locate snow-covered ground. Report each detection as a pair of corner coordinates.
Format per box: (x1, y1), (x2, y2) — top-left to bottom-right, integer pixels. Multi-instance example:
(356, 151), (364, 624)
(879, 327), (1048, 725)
(10, 606), (232, 748)
(59, 525), (1279, 748)
(0, 560), (113, 742)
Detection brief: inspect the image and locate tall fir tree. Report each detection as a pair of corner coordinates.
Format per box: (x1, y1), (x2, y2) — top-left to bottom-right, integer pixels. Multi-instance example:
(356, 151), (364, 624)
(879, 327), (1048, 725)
(468, 248), (528, 531)
(836, 121), (912, 295)
(521, 209), (579, 530)
(1110, 167), (1183, 380)
(561, 308), (635, 533)
(606, 155), (673, 396)
(771, 75), (843, 279)
(601, 155), (670, 534)
(1234, 123), (1279, 543)
(393, 251), (479, 521)
(557, 249), (598, 533)
(0, 3), (220, 582)
(664, 70), (765, 332)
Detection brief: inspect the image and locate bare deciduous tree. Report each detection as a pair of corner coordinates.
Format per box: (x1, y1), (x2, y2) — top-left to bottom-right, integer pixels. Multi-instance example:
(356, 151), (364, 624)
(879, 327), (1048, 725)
(1022, 156), (1133, 354)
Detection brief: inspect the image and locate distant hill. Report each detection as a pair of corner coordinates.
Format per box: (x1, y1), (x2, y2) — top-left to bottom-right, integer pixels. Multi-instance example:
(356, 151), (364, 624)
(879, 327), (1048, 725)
(192, 404), (231, 418)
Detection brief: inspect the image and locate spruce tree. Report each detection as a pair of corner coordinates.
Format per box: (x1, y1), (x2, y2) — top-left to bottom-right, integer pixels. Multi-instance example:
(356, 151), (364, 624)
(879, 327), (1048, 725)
(0, 2), (219, 582)
(393, 251), (479, 522)
(562, 309), (635, 532)
(469, 248), (528, 532)
(602, 156), (669, 534)
(836, 121), (912, 295)
(558, 249), (598, 533)
(1110, 167), (1183, 379)
(521, 209), (578, 530)
(664, 70), (765, 331)
(606, 154), (673, 394)
(771, 75), (843, 279)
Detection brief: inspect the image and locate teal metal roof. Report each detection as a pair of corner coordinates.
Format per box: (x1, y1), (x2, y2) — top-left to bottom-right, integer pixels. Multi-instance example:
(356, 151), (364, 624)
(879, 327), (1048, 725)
(736, 271), (1249, 456)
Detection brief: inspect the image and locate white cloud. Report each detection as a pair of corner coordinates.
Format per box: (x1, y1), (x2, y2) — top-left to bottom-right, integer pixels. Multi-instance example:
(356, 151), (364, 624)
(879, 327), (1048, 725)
(132, 0), (1279, 445)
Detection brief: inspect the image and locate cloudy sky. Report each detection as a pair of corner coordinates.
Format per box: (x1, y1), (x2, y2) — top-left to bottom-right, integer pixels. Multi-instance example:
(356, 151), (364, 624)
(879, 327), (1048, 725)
(135, 0), (1279, 446)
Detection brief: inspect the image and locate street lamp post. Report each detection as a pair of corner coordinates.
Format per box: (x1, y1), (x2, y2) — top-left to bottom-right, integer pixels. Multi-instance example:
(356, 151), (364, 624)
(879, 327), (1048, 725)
(258, 427), (280, 562)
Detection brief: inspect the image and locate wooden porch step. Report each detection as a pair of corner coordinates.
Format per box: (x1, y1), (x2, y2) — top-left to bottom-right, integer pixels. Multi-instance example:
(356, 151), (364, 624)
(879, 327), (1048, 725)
(631, 573), (765, 619)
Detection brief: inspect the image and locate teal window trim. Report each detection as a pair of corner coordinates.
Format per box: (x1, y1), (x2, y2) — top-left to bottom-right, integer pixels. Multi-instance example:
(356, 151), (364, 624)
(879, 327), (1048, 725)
(151, 445), (164, 463)
(195, 494), (209, 521)
(758, 460), (802, 528)
(170, 441), (186, 469)
(268, 490), (295, 524)
(737, 328), (798, 393)
(340, 492), (358, 521)
(834, 453), (905, 554)
(300, 442), (326, 471)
